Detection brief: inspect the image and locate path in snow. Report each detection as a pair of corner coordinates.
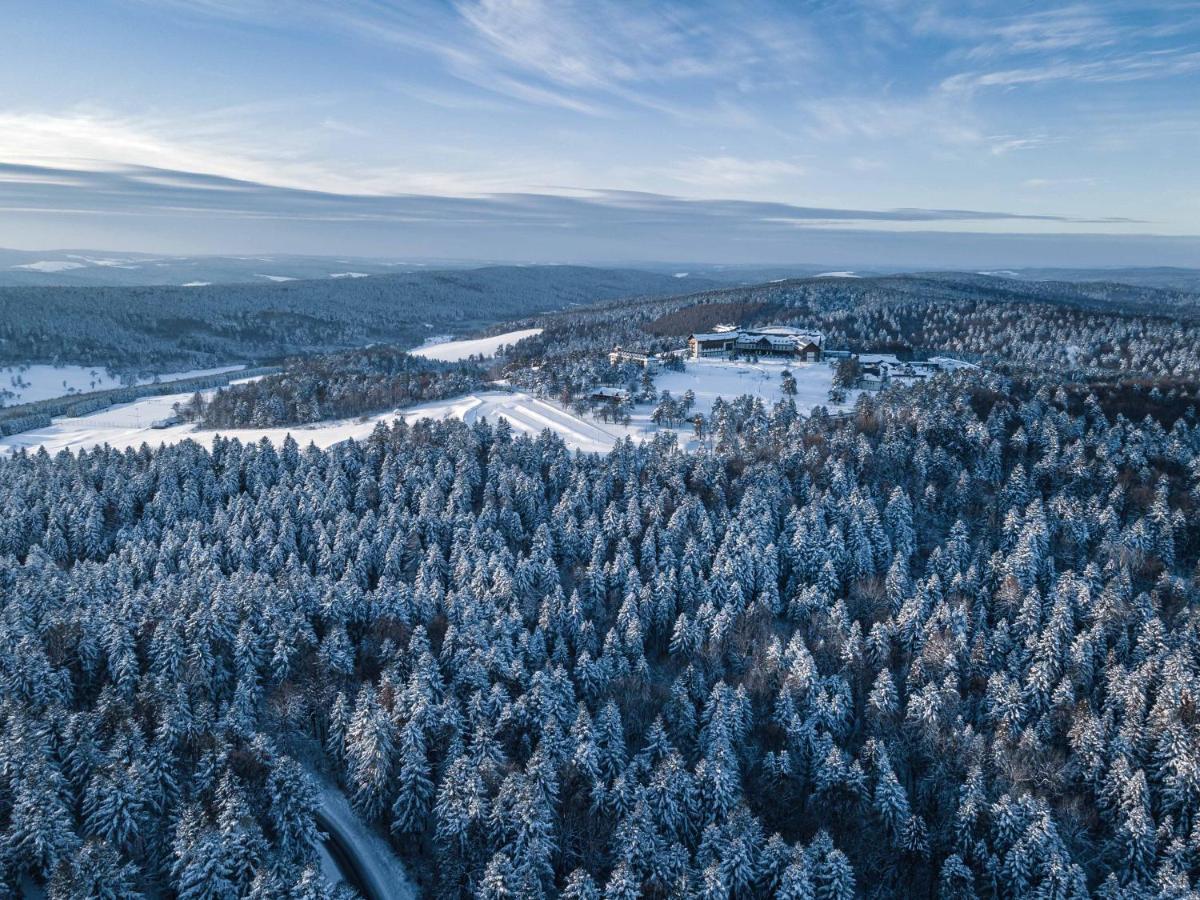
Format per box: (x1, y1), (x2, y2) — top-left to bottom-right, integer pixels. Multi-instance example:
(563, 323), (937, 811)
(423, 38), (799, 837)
(401, 390), (623, 454)
(310, 775), (418, 900)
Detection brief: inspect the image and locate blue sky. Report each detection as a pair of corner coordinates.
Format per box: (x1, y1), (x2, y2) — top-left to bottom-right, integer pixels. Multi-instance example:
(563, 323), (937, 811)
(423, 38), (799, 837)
(1, 0), (1197, 265)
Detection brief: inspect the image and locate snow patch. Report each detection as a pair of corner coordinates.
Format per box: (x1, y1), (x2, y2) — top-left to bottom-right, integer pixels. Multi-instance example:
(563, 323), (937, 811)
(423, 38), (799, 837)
(11, 260), (86, 273)
(254, 274), (298, 282)
(817, 271), (860, 278)
(410, 327), (543, 362)
(329, 272), (370, 279)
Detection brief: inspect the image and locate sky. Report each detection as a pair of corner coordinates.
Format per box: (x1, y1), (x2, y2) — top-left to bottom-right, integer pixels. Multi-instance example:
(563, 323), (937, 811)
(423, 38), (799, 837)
(0, 0), (1197, 266)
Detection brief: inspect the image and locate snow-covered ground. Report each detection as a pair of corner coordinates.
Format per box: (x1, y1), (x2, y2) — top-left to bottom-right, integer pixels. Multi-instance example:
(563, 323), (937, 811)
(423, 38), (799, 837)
(0, 358), (854, 457)
(410, 327), (543, 362)
(650, 357), (844, 420)
(405, 358), (854, 451)
(0, 363), (246, 406)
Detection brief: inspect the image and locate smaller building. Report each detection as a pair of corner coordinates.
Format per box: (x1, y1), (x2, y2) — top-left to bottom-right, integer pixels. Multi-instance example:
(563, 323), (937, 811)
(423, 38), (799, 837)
(688, 331), (739, 358)
(609, 347), (660, 371)
(588, 386), (630, 404)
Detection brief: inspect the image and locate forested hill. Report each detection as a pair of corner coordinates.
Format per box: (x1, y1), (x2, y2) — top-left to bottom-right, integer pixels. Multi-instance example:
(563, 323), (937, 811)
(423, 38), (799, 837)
(622, 271), (1200, 321)
(0, 266), (717, 371)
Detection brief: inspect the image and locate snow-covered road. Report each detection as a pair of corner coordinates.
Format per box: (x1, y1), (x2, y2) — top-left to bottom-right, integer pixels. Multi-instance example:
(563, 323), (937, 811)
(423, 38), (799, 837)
(313, 780), (419, 899)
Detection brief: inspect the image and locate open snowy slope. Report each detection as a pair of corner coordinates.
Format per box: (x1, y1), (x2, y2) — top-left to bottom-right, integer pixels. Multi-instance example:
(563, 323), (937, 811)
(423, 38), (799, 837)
(0, 363), (245, 406)
(0, 386), (625, 456)
(650, 357), (839, 418)
(410, 327), (542, 361)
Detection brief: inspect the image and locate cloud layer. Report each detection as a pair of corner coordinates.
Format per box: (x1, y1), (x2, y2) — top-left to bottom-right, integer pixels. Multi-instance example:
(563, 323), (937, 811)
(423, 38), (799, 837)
(2, 162), (1191, 267)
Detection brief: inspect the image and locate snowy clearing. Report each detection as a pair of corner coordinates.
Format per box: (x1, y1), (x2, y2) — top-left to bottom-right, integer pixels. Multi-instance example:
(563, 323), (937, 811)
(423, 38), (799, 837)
(817, 271), (860, 278)
(0, 363), (245, 406)
(652, 357), (849, 419)
(254, 273), (297, 282)
(0, 379), (374, 457)
(0, 358), (854, 457)
(404, 358), (856, 451)
(0, 378), (616, 457)
(329, 272), (370, 278)
(410, 327), (543, 362)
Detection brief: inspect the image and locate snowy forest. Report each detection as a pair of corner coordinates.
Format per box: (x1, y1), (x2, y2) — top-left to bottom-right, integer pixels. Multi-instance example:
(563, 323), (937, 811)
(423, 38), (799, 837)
(0, 266), (710, 372)
(176, 348), (483, 429)
(2, 343), (1199, 897)
(500, 275), (1200, 422)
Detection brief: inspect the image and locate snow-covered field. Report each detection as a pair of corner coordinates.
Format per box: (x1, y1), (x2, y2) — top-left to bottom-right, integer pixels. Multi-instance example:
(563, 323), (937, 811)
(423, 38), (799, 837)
(0, 363), (246, 406)
(410, 327), (542, 362)
(651, 357), (843, 419)
(0, 378), (378, 457)
(0, 357), (853, 457)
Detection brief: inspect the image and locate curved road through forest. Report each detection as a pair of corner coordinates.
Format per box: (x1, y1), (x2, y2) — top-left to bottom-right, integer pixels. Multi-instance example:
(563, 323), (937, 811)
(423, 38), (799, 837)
(312, 779), (419, 899)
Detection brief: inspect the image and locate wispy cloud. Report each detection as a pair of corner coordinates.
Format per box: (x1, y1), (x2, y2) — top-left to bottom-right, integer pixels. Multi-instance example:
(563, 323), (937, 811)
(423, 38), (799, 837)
(943, 48), (1200, 93)
(0, 161), (1139, 227)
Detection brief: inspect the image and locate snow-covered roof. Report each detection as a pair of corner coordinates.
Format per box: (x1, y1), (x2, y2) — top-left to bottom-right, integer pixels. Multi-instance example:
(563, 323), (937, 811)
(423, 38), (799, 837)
(927, 356), (979, 371)
(742, 326), (824, 345)
(694, 325), (824, 347)
(736, 334), (792, 346)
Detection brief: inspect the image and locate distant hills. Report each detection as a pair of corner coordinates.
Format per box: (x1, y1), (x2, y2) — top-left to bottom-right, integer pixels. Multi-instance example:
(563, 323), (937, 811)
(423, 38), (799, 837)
(0, 265), (723, 371)
(1, 247), (1196, 292)
(0, 249), (720, 289)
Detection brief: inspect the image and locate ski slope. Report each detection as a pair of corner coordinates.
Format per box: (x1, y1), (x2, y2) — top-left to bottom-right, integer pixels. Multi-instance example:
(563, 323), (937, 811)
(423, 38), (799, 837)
(410, 327), (542, 361)
(401, 391), (624, 453)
